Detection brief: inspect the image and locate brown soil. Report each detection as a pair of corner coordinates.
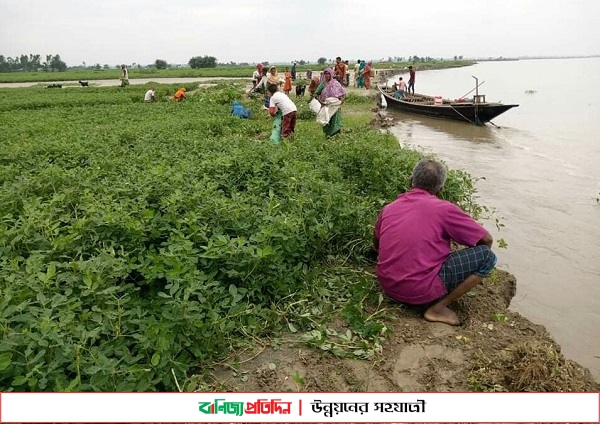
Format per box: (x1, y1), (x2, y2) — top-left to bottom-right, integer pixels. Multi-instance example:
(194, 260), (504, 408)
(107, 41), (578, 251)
(209, 271), (599, 393)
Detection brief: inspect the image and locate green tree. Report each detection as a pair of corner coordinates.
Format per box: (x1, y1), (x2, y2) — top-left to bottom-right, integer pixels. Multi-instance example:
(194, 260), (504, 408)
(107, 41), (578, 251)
(19, 55), (30, 71)
(0, 55), (9, 73)
(43, 54), (52, 71)
(25, 54), (41, 71)
(49, 54), (67, 72)
(188, 55), (217, 68)
(317, 57), (327, 65)
(155, 59), (167, 69)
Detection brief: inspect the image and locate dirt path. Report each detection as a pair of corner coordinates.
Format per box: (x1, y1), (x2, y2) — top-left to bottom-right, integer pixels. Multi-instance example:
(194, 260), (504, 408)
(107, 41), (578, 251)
(209, 271), (598, 392)
(0, 77), (243, 89)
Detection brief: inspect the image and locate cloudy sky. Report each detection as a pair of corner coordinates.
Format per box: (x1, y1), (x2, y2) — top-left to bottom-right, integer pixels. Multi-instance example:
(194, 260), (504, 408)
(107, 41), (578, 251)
(1, 0), (598, 66)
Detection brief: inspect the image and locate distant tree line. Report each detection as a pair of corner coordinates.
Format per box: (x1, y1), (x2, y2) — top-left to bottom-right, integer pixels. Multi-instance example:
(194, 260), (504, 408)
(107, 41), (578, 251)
(0, 54), (67, 72)
(188, 55), (217, 69)
(0, 52), (468, 74)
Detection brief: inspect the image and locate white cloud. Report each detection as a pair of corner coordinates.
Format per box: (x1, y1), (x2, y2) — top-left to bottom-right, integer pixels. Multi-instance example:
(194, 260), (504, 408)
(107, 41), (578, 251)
(0, 0), (598, 66)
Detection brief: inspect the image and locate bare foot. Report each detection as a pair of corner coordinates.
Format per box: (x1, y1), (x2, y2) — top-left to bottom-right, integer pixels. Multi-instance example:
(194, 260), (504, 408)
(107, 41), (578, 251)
(424, 304), (461, 326)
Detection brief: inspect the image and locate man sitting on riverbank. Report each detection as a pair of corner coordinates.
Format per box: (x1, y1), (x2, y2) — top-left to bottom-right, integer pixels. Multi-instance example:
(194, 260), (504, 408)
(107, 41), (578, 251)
(374, 159), (497, 326)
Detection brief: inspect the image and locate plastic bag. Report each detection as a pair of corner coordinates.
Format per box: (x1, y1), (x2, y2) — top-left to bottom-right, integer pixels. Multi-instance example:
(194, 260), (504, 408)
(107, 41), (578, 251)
(316, 98), (342, 126)
(309, 98), (322, 113)
(231, 101), (252, 118)
(379, 94), (387, 109)
(270, 111), (283, 144)
(316, 106), (330, 126)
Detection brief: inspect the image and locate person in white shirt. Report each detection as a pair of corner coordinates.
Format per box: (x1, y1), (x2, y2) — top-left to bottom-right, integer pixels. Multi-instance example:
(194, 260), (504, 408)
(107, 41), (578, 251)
(252, 68), (261, 88)
(267, 83), (297, 139)
(120, 64), (129, 87)
(248, 68), (268, 108)
(144, 86), (156, 102)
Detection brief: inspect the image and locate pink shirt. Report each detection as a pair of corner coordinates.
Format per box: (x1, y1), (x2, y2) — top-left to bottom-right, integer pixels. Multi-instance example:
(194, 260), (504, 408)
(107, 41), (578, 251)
(374, 188), (488, 304)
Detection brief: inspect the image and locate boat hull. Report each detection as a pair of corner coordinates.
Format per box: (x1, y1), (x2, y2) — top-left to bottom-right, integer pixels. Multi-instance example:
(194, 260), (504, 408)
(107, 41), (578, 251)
(379, 88), (518, 125)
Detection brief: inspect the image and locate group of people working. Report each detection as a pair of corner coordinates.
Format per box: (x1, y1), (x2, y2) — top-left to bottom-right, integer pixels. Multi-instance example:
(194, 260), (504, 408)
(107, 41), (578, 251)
(252, 62), (299, 93)
(252, 62), (493, 327)
(393, 65), (416, 97)
(332, 57), (377, 89)
(142, 86), (186, 102)
(248, 64), (346, 139)
(384, 65), (415, 99)
(353, 59), (375, 89)
(120, 64), (187, 102)
(138, 60), (493, 326)
(250, 64), (285, 108)
(249, 64), (347, 139)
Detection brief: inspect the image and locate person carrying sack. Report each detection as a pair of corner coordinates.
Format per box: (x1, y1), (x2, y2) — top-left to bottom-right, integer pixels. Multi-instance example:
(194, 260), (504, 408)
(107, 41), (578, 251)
(267, 83), (297, 141)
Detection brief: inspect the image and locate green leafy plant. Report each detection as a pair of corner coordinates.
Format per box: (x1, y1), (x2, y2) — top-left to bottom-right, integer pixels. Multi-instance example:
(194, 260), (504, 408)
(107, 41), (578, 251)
(491, 313), (508, 322)
(0, 83), (484, 391)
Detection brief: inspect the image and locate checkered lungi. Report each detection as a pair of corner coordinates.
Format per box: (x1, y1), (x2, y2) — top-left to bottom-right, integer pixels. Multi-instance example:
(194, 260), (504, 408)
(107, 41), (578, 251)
(439, 245), (497, 292)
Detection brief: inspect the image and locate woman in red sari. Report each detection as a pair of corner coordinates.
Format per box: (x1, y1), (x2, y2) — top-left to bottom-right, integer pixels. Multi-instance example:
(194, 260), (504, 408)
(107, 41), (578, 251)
(283, 66), (292, 95)
(362, 61), (372, 89)
(307, 75), (320, 96)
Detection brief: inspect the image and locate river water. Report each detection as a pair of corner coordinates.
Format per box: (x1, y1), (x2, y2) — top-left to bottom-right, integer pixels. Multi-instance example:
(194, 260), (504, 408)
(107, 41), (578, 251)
(386, 58), (600, 380)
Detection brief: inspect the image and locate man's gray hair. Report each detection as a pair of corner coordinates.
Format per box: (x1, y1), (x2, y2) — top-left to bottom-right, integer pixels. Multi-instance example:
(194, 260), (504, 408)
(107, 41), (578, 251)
(411, 159), (447, 194)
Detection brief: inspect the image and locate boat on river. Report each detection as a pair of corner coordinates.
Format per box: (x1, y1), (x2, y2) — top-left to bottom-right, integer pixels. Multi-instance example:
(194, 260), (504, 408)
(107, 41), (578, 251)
(378, 79), (518, 125)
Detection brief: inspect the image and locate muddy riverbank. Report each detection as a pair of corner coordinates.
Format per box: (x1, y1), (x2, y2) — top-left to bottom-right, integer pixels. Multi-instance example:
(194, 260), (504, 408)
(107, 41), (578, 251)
(209, 270), (598, 392)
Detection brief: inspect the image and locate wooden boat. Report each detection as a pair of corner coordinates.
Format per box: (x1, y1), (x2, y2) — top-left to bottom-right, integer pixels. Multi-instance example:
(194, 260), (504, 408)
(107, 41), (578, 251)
(378, 85), (518, 125)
